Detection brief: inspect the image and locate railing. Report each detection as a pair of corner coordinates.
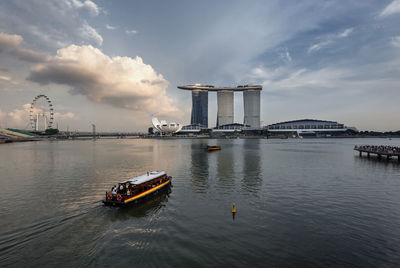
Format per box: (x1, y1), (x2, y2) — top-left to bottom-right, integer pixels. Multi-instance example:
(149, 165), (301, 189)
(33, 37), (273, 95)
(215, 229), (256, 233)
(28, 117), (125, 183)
(354, 145), (400, 155)
(354, 145), (400, 161)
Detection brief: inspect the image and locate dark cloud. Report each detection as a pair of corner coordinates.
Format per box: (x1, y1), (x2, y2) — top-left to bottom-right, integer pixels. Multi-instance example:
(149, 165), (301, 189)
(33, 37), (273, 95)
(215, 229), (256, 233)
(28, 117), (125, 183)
(11, 48), (49, 63)
(0, 32), (49, 63)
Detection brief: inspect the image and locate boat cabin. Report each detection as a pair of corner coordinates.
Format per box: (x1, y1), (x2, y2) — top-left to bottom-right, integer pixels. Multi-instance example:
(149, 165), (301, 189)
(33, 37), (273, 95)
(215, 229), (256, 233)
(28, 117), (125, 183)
(104, 171), (171, 206)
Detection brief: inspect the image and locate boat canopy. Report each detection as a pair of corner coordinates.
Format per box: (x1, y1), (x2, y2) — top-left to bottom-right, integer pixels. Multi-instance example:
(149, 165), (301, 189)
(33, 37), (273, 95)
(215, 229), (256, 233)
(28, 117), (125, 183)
(120, 171), (166, 185)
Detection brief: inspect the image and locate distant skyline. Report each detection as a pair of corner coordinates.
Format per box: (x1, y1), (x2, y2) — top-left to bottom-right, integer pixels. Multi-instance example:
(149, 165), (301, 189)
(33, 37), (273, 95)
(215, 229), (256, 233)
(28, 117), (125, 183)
(0, 0), (399, 131)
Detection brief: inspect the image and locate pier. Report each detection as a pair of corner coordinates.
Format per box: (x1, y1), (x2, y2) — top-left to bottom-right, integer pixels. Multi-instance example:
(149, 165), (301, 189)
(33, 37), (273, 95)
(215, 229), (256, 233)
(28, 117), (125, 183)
(354, 145), (400, 162)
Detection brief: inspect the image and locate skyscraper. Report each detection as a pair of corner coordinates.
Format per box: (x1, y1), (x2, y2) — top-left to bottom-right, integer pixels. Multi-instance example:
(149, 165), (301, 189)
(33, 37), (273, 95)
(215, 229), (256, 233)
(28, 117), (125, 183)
(178, 84), (262, 128)
(243, 89), (261, 128)
(190, 89), (208, 127)
(217, 90), (234, 126)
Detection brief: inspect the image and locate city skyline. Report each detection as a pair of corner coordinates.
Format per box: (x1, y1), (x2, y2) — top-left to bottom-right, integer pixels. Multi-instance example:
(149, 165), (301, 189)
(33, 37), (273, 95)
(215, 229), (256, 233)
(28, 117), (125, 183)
(1, 0), (400, 131)
(178, 84), (262, 128)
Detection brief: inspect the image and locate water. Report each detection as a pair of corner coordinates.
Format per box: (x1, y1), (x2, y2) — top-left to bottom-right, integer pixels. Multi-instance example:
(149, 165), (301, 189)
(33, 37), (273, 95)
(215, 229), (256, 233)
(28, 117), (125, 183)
(1, 138), (400, 267)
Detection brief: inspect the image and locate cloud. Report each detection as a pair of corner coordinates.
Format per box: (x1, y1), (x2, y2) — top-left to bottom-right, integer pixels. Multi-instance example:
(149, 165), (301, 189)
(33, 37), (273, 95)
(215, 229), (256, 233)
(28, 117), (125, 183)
(308, 40), (331, 53)
(125, 29), (137, 36)
(55, 112), (75, 120)
(6, 104), (31, 127)
(0, 74), (11, 81)
(380, 0), (400, 17)
(80, 22), (103, 46)
(12, 48), (49, 63)
(0, 109), (7, 128)
(338, 28), (353, 38)
(0, 32), (49, 63)
(249, 59), (400, 102)
(0, 68), (16, 84)
(106, 24), (117, 30)
(4, 103), (76, 129)
(27, 45), (179, 116)
(279, 48), (292, 62)
(0, 2), (103, 49)
(69, 0), (100, 16)
(0, 108), (5, 119)
(391, 36), (400, 47)
(308, 28), (353, 53)
(285, 50), (292, 62)
(0, 32), (22, 51)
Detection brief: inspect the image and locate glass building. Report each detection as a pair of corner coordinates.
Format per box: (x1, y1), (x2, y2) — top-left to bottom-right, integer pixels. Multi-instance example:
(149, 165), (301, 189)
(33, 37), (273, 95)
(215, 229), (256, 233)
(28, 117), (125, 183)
(190, 89), (208, 127)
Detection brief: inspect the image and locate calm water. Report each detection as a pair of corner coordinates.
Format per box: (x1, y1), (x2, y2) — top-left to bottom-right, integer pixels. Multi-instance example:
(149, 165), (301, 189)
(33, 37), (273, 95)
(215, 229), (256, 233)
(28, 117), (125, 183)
(1, 138), (400, 267)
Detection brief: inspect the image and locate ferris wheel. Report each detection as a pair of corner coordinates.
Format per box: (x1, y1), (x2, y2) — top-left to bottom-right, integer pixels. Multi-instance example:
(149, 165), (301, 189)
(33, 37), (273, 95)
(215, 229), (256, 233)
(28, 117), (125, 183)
(30, 94), (54, 131)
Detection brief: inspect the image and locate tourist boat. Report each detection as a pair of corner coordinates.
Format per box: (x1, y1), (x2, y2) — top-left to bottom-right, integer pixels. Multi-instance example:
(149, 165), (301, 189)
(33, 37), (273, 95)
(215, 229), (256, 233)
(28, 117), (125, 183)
(103, 171), (172, 207)
(207, 145), (221, 151)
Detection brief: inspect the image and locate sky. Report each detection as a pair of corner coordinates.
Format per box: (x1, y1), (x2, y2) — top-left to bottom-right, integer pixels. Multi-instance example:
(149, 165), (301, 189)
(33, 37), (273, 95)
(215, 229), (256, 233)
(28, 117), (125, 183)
(0, 0), (399, 132)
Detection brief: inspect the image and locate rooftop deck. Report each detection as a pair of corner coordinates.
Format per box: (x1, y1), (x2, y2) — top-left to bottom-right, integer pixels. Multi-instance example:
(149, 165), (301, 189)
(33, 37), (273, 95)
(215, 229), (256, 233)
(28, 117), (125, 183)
(178, 84), (262, 91)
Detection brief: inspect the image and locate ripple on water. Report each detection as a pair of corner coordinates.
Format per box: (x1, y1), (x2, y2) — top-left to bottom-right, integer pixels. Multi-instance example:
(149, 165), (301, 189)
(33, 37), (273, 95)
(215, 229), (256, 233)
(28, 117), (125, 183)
(1, 138), (400, 267)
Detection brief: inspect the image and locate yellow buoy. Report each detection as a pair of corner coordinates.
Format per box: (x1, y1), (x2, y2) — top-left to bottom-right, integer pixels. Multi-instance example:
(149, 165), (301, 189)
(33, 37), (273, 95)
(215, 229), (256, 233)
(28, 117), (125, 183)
(232, 203), (236, 213)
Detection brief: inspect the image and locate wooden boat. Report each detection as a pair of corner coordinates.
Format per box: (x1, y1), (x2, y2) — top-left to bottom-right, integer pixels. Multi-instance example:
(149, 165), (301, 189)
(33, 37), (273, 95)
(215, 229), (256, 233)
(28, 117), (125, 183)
(103, 171), (172, 207)
(207, 145), (221, 151)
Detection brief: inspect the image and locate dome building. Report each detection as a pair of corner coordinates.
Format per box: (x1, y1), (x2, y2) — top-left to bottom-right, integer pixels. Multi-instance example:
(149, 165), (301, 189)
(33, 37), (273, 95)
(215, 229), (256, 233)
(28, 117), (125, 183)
(266, 119), (357, 136)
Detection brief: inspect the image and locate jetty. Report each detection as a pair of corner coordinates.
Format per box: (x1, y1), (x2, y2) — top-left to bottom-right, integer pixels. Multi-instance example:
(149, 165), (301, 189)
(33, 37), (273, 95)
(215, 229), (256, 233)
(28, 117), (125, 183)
(354, 145), (400, 162)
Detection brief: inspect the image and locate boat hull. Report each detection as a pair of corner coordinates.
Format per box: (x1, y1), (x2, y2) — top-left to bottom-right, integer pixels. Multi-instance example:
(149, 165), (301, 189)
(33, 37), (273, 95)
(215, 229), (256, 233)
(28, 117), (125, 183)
(103, 180), (171, 207)
(207, 146), (221, 151)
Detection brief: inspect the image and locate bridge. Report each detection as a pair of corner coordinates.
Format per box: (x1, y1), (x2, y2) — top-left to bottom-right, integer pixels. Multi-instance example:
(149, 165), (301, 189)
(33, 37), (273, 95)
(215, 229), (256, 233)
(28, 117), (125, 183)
(56, 131), (144, 139)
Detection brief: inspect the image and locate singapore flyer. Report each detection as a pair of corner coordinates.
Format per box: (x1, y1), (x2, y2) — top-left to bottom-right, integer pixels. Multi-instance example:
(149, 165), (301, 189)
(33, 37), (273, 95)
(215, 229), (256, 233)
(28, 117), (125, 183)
(29, 94), (54, 131)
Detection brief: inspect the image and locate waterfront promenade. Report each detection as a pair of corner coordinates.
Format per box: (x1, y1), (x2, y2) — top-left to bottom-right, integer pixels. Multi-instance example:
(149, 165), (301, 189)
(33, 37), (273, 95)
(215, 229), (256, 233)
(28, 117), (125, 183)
(354, 145), (400, 161)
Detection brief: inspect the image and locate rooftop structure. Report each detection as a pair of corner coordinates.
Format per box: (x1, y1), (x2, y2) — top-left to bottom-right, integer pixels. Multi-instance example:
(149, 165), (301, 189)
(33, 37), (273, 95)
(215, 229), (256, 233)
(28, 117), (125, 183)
(266, 119), (355, 134)
(120, 171), (166, 185)
(0, 128), (36, 139)
(213, 123), (250, 132)
(179, 124), (208, 133)
(178, 84), (262, 91)
(178, 84), (262, 128)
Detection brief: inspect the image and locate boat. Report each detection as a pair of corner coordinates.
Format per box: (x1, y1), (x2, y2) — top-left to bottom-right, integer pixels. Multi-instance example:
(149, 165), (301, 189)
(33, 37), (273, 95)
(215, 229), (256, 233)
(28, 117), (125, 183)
(207, 145), (221, 151)
(103, 171), (172, 207)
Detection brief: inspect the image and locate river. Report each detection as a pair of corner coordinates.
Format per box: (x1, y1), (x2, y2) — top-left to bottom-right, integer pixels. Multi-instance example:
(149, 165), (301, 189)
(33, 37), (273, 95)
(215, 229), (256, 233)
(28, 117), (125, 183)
(1, 138), (400, 267)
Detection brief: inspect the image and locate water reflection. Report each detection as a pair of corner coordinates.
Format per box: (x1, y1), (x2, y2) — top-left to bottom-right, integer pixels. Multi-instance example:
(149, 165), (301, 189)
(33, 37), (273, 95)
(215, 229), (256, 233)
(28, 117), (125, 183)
(190, 142), (209, 193)
(114, 188), (171, 220)
(217, 145), (235, 190)
(354, 155), (399, 169)
(242, 139), (262, 194)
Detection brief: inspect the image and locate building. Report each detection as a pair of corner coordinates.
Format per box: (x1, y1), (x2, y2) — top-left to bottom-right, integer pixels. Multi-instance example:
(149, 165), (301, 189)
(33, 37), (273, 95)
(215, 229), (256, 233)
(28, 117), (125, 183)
(178, 124), (208, 133)
(151, 116), (182, 134)
(217, 90), (233, 126)
(243, 90), (261, 128)
(266, 119), (356, 135)
(213, 123), (249, 132)
(190, 89), (208, 128)
(178, 84), (262, 128)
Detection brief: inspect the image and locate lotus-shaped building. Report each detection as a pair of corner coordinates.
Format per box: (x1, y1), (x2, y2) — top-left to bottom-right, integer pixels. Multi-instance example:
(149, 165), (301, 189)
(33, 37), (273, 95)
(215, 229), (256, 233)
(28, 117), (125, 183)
(152, 116), (182, 134)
